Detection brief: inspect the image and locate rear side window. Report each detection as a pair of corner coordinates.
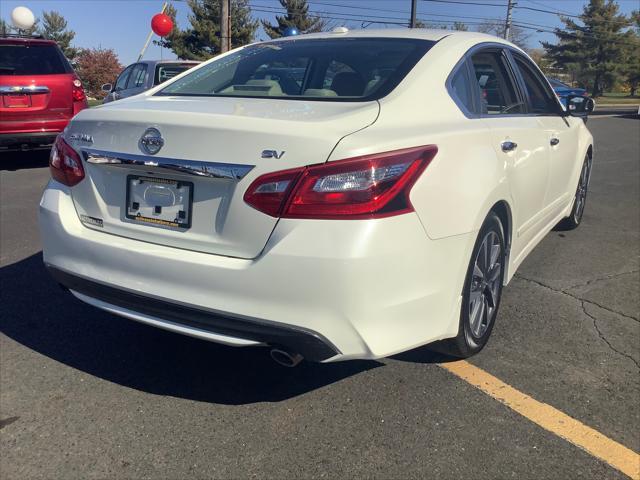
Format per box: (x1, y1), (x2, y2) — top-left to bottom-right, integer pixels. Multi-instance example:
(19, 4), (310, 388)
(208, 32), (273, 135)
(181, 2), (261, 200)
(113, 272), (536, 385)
(158, 38), (435, 101)
(0, 44), (70, 75)
(449, 63), (475, 115)
(470, 51), (524, 115)
(513, 55), (558, 114)
(154, 64), (195, 85)
(127, 64), (147, 89)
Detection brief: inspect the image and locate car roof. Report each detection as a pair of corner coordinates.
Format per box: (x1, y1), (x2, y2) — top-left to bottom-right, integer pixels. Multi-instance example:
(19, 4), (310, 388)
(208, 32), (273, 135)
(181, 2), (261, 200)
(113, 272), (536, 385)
(0, 36), (57, 46)
(138, 60), (201, 66)
(266, 28), (506, 44)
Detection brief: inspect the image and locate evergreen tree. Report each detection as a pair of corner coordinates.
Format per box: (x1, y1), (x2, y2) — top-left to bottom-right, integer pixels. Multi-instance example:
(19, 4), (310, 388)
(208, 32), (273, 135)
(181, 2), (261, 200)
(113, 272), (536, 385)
(621, 10), (639, 96)
(39, 11), (78, 60)
(158, 0), (258, 60)
(261, 0), (328, 39)
(542, 0), (632, 96)
(0, 19), (10, 36)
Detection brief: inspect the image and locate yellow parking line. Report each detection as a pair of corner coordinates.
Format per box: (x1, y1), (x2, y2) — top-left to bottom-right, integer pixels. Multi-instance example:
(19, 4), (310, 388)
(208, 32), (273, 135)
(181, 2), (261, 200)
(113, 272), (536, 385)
(440, 360), (640, 480)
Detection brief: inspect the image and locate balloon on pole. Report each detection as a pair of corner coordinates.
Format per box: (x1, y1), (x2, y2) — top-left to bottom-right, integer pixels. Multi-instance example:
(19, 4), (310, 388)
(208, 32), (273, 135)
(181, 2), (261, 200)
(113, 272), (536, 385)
(151, 13), (173, 37)
(11, 6), (36, 31)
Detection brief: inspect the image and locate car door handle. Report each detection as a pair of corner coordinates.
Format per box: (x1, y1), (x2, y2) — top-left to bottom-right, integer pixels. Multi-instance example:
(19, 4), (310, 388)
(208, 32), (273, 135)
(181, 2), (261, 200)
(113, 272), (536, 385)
(550, 137), (560, 146)
(501, 141), (518, 152)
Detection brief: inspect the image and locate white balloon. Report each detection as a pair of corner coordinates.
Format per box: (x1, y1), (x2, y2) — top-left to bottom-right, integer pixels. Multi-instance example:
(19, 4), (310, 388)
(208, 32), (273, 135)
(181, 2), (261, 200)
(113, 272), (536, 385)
(11, 6), (36, 30)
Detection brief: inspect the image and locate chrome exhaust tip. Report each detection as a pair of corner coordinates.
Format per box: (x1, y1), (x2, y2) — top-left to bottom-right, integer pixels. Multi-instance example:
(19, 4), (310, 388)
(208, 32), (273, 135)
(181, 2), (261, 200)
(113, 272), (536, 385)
(270, 348), (303, 368)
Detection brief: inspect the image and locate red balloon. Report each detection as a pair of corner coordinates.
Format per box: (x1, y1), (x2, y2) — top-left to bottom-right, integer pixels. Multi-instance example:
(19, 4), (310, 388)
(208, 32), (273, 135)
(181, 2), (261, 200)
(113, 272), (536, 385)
(151, 13), (173, 37)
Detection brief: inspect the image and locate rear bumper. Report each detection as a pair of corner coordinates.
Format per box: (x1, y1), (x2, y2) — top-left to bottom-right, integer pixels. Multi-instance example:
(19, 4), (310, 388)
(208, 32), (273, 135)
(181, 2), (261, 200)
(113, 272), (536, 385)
(39, 181), (475, 361)
(47, 265), (339, 361)
(0, 131), (59, 151)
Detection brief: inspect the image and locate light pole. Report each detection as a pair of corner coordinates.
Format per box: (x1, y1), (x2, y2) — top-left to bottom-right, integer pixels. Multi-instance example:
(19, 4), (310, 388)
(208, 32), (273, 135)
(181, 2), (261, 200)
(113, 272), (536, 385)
(410, 0), (417, 28)
(504, 0), (515, 41)
(220, 0), (231, 53)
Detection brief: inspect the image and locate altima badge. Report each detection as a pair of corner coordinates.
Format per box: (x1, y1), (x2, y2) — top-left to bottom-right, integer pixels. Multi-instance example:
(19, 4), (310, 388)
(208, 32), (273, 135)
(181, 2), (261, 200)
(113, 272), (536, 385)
(139, 128), (165, 155)
(261, 150), (285, 159)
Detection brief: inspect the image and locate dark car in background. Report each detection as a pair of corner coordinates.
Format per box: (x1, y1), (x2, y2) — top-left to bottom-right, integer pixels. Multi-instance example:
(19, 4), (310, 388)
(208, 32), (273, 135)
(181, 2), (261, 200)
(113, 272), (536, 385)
(101, 60), (200, 103)
(548, 78), (594, 109)
(0, 34), (88, 152)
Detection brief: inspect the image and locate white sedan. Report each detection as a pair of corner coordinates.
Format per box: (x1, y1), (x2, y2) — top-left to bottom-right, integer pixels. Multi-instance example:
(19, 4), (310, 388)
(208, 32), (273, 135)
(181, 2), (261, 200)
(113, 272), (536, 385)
(40, 29), (594, 366)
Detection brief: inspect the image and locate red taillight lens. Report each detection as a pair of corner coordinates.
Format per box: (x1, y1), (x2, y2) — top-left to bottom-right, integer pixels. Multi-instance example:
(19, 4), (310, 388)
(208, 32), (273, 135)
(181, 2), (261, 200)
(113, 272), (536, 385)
(72, 78), (86, 102)
(49, 136), (85, 187)
(244, 145), (437, 219)
(244, 167), (304, 217)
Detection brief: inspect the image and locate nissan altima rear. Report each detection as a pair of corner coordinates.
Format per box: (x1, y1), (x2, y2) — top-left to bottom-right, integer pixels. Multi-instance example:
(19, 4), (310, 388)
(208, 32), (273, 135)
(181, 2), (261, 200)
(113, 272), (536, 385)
(39, 30), (594, 364)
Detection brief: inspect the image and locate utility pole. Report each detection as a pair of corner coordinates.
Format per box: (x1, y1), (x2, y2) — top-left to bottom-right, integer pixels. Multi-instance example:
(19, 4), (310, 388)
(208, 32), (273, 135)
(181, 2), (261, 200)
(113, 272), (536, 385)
(220, 0), (231, 53)
(504, 0), (514, 41)
(410, 0), (417, 28)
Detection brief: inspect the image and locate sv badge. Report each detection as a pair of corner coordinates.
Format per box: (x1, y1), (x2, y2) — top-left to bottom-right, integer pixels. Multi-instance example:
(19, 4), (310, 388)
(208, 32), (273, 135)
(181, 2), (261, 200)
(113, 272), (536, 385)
(261, 150), (285, 159)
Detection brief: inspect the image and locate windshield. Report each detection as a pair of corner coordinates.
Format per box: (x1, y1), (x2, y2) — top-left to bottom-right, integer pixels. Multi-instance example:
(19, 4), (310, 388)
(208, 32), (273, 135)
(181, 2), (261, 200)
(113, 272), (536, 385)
(0, 44), (70, 75)
(158, 38), (435, 101)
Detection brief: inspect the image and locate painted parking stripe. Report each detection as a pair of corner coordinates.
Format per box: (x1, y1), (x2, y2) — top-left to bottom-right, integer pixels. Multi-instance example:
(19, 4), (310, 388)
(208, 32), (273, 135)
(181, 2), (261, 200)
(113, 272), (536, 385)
(440, 360), (640, 480)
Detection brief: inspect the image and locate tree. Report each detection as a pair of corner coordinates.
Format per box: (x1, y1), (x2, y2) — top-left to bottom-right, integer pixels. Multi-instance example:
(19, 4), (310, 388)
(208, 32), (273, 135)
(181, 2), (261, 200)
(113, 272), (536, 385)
(1, 17), (40, 36)
(452, 22), (469, 31)
(477, 20), (530, 49)
(528, 49), (554, 75)
(158, 0), (258, 60)
(39, 11), (78, 60)
(75, 48), (123, 98)
(621, 10), (640, 95)
(542, 0), (632, 97)
(261, 0), (328, 39)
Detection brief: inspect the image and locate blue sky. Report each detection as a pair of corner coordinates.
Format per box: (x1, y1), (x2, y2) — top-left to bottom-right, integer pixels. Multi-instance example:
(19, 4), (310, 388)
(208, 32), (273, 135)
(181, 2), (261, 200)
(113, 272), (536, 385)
(1, 0), (638, 65)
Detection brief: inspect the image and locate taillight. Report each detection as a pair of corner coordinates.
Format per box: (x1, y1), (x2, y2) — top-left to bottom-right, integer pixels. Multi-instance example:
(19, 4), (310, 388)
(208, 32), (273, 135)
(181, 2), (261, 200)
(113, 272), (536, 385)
(72, 78), (86, 102)
(244, 145), (437, 219)
(49, 136), (85, 187)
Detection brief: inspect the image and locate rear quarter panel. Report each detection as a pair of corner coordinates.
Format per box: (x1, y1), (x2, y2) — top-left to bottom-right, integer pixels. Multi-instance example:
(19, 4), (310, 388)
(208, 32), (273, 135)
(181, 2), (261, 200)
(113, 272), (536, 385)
(329, 34), (512, 241)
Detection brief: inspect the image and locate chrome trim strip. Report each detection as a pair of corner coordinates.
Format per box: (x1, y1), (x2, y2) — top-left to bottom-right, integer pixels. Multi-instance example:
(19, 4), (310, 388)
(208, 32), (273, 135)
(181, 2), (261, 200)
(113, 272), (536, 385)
(0, 85), (50, 94)
(82, 149), (254, 181)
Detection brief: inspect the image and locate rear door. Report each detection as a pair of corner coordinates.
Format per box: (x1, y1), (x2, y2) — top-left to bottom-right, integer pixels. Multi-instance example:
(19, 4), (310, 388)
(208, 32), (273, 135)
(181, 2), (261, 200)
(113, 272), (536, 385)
(511, 53), (580, 218)
(105, 65), (133, 103)
(469, 48), (551, 253)
(0, 41), (74, 133)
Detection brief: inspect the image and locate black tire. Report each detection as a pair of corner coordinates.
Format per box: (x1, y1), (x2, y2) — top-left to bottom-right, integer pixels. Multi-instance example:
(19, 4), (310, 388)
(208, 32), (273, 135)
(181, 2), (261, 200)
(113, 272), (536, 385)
(556, 154), (592, 231)
(440, 212), (506, 358)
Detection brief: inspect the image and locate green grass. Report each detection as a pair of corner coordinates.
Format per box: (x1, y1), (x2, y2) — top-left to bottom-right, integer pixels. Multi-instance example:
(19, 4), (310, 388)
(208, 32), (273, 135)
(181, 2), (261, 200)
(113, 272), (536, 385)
(87, 98), (102, 107)
(596, 93), (640, 105)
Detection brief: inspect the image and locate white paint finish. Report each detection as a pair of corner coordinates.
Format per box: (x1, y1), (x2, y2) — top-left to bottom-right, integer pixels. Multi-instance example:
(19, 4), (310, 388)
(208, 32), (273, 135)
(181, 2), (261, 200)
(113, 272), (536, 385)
(40, 30), (594, 360)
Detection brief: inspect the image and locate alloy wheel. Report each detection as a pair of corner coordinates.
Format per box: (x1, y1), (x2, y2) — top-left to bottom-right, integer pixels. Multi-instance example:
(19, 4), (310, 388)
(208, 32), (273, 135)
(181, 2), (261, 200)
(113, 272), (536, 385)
(573, 157), (591, 223)
(468, 231), (503, 338)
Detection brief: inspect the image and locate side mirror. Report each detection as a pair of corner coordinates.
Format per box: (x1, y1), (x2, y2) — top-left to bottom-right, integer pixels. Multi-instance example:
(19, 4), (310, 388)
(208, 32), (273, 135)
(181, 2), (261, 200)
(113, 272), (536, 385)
(566, 94), (595, 117)
(101, 83), (113, 93)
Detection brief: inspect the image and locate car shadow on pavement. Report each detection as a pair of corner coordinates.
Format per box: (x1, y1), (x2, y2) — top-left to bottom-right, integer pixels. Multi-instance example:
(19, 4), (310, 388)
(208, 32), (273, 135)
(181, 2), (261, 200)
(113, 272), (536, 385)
(0, 253), (383, 404)
(0, 150), (50, 171)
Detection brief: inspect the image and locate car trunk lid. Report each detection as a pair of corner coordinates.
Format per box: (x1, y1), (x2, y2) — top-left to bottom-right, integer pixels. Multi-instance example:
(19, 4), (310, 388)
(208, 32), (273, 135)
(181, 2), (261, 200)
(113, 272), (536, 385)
(66, 95), (379, 258)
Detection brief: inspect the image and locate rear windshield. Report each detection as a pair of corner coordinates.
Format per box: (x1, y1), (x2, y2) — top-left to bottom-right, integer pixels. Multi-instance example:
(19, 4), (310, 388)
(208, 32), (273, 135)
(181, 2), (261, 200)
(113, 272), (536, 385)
(154, 63), (197, 85)
(0, 44), (70, 75)
(158, 38), (435, 101)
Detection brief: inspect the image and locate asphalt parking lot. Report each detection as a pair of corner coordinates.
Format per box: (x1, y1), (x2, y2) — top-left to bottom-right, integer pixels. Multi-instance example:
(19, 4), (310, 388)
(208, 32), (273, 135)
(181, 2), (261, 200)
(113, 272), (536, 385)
(1, 115), (638, 479)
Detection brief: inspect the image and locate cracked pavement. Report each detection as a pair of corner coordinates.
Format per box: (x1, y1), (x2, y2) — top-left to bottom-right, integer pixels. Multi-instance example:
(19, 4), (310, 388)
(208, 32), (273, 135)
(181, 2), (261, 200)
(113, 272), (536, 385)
(1, 116), (639, 479)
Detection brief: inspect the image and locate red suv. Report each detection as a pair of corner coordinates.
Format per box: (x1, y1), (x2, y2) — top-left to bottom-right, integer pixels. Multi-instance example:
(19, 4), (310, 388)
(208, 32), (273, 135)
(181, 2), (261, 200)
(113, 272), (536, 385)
(0, 35), (88, 152)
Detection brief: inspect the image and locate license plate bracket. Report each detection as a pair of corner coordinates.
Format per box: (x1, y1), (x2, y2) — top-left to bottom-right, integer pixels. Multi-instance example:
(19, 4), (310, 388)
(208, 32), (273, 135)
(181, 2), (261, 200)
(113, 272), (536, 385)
(2, 94), (31, 108)
(125, 175), (193, 230)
